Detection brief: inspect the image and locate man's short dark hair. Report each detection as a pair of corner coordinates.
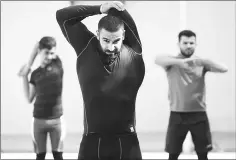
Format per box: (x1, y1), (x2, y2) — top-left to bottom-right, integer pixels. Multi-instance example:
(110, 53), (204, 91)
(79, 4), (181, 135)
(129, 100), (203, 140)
(98, 15), (124, 32)
(39, 36), (56, 50)
(178, 30), (196, 42)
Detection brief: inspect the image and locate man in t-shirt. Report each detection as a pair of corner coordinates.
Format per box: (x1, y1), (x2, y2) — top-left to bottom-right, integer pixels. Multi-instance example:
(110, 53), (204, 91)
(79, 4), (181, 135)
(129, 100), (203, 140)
(155, 30), (228, 160)
(56, 1), (145, 160)
(18, 37), (65, 160)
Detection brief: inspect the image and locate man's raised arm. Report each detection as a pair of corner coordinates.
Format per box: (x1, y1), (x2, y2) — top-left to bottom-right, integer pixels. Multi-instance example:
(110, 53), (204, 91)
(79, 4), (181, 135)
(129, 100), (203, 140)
(56, 5), (101, 56)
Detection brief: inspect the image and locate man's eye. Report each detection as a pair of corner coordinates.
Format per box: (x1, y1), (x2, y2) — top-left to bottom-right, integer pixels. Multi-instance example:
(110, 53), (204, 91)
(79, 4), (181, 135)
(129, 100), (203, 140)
(113, 40), (119, 44)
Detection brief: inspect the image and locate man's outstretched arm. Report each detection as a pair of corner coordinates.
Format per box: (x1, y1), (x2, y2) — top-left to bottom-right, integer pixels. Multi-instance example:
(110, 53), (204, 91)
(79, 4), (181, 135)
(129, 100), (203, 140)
(201, 59), (228, 73)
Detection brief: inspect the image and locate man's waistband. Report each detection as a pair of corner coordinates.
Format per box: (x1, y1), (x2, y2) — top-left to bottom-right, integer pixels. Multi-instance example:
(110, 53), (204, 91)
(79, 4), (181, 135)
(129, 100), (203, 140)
(83, 131), (137, 137)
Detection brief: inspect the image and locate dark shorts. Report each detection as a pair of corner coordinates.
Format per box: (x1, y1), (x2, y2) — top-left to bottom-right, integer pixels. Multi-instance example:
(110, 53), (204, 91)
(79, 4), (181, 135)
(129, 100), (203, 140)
(165, 111), (213, 154)
(78, 132), (142, 160)
(31, 116), (66, 153)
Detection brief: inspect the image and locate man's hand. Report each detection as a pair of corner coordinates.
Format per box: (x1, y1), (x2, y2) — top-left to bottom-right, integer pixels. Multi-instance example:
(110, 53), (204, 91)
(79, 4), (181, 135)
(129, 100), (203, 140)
(184, 57), (203, 66)
(100, 1), (125, 14)
(178, 57), (203, 69)
(177, 59), (190, 69)
(18, 64), (31, 77)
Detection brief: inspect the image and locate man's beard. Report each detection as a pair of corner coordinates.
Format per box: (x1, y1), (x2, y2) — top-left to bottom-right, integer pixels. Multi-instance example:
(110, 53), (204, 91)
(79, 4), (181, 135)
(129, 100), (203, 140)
(40, 60), (51, 68)
(98, 44), (120, 65)
(45, 59), (53, 65)
(180, 49), (194, 58)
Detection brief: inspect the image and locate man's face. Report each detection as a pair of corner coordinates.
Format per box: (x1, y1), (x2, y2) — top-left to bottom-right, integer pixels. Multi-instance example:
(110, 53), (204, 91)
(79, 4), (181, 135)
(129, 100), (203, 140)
(39, 47), (56, 66)
(178, 36), (196, 58)
(97, 27), (125, 56)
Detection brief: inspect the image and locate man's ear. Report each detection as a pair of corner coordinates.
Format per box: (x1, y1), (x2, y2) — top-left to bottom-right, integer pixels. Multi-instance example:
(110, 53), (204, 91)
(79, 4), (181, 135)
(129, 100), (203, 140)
(177, 42), (180, 48)
(122, 30), (125, 40)
(96, 30), (99, 40)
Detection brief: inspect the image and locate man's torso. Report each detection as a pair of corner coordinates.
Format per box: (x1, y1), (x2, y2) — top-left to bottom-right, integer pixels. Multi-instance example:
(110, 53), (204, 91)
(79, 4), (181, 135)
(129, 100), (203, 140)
(166, 55), (207, 112)
(30, 57), (64, 119)
(76, 37), (145, 134)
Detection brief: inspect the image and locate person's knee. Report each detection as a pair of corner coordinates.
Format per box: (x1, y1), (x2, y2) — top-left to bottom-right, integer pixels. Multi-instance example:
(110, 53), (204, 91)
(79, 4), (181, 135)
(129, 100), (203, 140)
(168, 153), (180, 160)
(196, 152), (208, 160)
(36, 152), (46, 160)
(52, 151), (63, 160)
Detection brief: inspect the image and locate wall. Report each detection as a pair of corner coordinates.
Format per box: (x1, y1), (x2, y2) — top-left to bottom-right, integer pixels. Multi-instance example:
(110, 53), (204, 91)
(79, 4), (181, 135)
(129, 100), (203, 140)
(1, 1), (235, 134)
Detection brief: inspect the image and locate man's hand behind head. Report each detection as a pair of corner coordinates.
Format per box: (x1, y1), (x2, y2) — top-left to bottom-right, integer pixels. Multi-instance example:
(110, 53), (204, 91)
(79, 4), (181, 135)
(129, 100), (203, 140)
(100, 1), (125, 14)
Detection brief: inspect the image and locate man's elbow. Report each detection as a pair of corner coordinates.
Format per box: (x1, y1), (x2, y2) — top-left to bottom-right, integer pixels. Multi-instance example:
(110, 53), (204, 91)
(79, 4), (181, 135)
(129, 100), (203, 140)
(219, 64), (228, 73)
(155, 57), (163, 66)
(136, 46), (142, 54)
(221, 67), (228, 73)
(27, 99), (32, 104)
(213, 67), (228, 73)
(154, 58), (160, 65)
(28, 96), (34, 104)
(56, 9), (64, 24)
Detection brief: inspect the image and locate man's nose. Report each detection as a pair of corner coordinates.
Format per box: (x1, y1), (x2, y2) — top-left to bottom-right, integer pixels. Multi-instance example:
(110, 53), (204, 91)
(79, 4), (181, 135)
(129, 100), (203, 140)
(187, 43), (192, 48)
(107, 44), (115, 52)
(48, 54), (53, 59)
